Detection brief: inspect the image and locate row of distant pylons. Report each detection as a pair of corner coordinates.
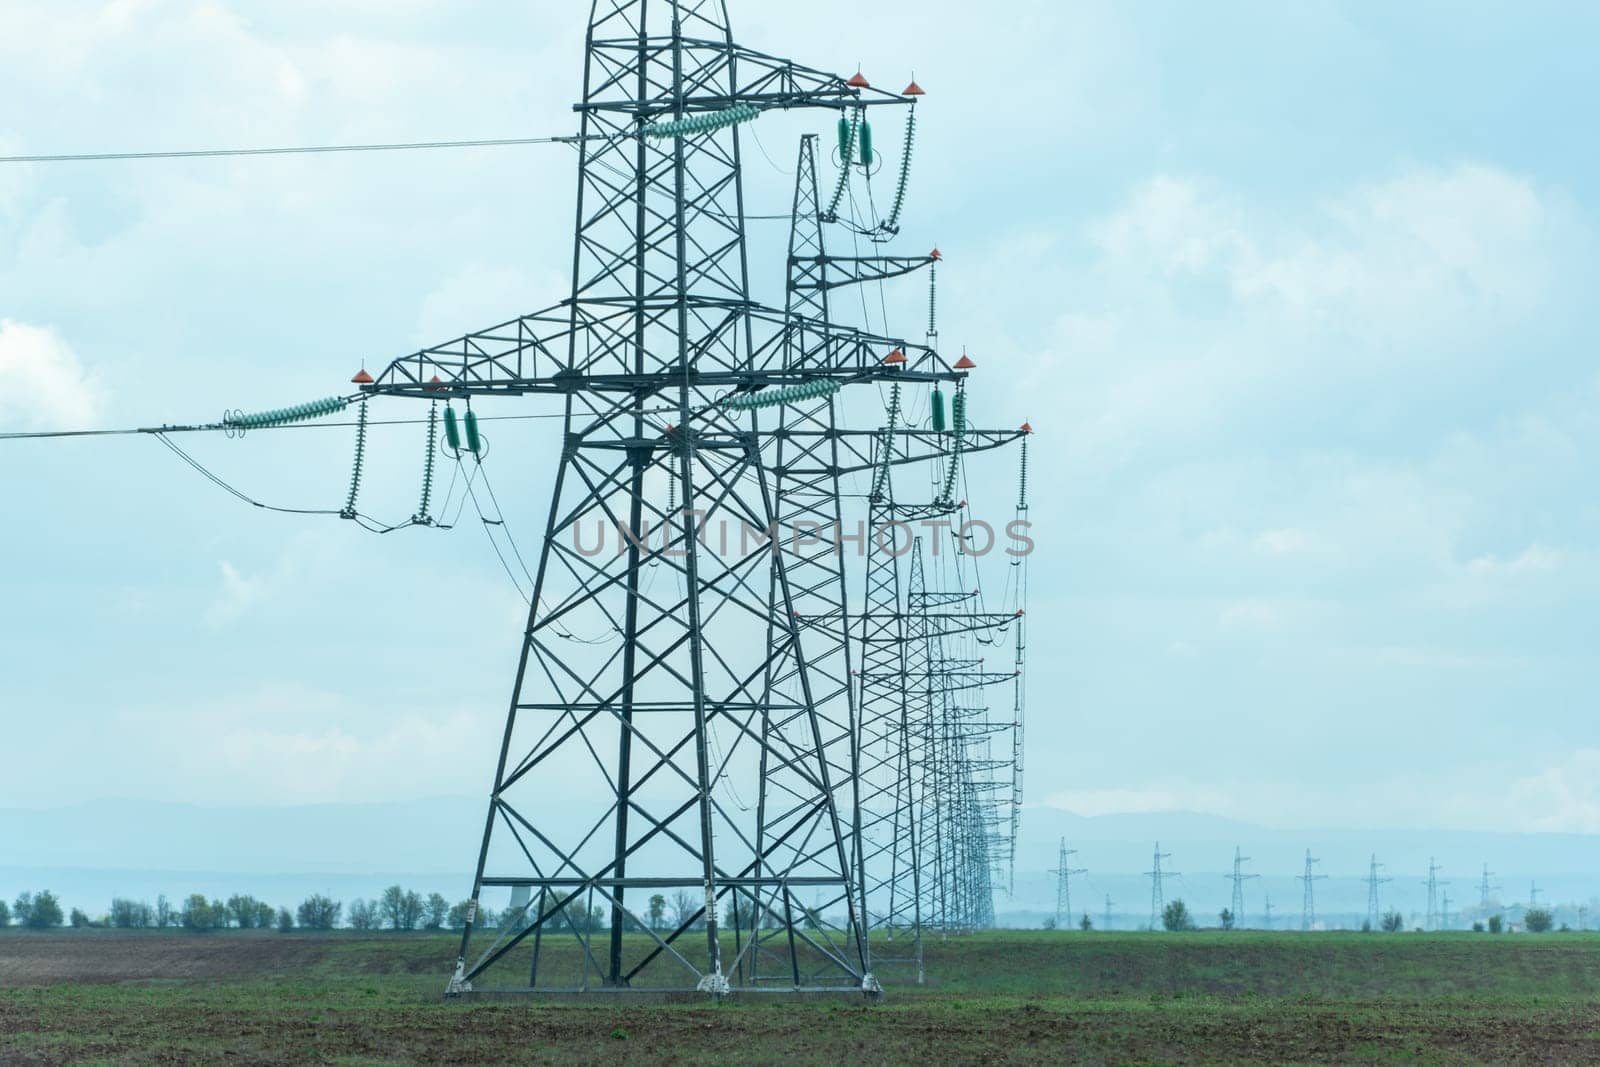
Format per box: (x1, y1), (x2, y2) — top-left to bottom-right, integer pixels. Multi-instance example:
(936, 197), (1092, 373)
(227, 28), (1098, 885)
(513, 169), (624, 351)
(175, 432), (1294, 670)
(1052, 843), (1557, 932)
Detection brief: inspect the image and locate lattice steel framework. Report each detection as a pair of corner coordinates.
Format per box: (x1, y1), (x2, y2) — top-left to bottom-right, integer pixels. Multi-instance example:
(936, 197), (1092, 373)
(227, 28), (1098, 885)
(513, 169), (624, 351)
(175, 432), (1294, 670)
(1050, 839), (1086, 929)
(362, 0), (968, 997)
(1227, 846), (1256, 928)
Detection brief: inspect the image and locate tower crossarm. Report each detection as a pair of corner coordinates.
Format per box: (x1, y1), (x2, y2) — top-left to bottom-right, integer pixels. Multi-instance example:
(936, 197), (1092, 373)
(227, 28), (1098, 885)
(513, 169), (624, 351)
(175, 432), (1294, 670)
(576, 39), (913, 116)
(364, 303), (961, 399)
(790, 254), (938, 293)
(772, 426), (1024, 479)
(861, 611), (1020, 640)
(935, 669), (1018, 692)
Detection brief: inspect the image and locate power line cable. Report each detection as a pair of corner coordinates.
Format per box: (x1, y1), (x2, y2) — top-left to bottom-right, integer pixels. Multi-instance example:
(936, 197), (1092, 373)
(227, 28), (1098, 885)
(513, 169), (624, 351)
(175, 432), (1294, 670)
(0, 135), (589, 165)
(0, 408), (668, 442)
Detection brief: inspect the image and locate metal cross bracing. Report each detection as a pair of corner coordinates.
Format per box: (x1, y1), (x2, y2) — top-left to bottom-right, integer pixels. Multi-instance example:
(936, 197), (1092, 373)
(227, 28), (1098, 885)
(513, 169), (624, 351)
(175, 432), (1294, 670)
(841, 219), (1030, 964)
(910, 545), (1023, 936)
(354, 0), (972, 998)
(749, 126), (1024, 987)
(851, 488), (1024, 967)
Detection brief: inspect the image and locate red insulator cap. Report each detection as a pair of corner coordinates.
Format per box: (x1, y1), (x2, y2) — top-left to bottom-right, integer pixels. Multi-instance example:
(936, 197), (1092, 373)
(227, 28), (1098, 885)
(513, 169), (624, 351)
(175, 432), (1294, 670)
(883, 348), (907, 364)
(425, 374), (444, 391)
(903, 79), (925, 96)
(1021, 421), (1033, 434)
(847, 71), (870, 88)
(1016, 609), (1025, 616)
(351, 368), (374, 384)
(958, 499), (967, 508)
(929, 247), (942, 260)
(954, 354), (976, 369)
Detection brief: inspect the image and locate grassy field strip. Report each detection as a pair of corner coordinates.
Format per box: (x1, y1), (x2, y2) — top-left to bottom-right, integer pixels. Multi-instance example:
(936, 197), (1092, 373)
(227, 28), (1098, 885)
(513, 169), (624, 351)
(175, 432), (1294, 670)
(3, 932), (1599, 1064)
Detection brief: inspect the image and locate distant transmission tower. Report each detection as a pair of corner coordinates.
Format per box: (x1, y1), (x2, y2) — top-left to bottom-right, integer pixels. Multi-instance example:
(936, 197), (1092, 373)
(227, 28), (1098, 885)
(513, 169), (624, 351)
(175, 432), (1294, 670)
(1049, 839), (1086, 929)
(1365, 854), (1391, 929)
(1529, 882), (1542, 911)
(1423, 858), (1448, 931)
(1103, 893), (1114, 932)
(1147, 843), (1177, 929)
(1297, 849), (1326, 931)
(1440, 890), (1451, 931)
(1478, 863), (1500, 917)
(1262, 890), (1274, 931)
(1227, 846), (1257, 928)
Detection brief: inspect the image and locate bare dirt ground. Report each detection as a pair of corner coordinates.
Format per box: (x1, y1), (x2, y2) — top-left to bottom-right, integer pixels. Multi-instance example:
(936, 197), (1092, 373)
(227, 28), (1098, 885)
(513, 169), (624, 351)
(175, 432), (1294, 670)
(0, 932), (361, 984)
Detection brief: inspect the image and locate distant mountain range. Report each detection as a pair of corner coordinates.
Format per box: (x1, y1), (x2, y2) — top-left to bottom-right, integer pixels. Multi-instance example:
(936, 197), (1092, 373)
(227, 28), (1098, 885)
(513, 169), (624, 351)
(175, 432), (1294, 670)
(3, 798), (1596, 923)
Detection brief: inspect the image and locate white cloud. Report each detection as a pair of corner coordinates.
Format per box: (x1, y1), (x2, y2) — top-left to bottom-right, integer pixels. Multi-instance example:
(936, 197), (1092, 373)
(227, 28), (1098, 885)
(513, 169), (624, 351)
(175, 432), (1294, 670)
(1506, 750), (1600, 834)
(205, 560), (268, 626)
(1466, 543), (1563, 577)
(1091, 165), (1556, 339)
(214, 709), (495, 804)
(0, 319), (102, 428)
(1089, 175), (1247, 275)
(1254, 527), (1311, 555)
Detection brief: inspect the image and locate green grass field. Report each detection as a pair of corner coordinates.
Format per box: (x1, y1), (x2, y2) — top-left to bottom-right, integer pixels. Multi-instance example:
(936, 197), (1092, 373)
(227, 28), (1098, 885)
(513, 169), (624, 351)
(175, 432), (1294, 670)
(4, 930), (1599, 1064)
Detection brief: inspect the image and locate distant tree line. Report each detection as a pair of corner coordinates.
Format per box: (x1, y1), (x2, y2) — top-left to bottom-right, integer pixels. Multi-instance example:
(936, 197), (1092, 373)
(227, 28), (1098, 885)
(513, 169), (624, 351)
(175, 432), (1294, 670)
(1, 886), (483, 933)
(0, 885), (822, 936)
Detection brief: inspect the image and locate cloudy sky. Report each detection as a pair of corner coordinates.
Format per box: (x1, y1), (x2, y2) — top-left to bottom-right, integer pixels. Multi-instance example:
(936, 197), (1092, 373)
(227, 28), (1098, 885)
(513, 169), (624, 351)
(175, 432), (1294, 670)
(2, 1), (1597, 838)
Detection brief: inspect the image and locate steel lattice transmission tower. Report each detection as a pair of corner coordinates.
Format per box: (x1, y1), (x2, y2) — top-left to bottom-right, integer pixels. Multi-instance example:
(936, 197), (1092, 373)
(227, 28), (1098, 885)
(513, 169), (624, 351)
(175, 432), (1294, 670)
(1050, 839), (1087, 929)
(1478, 863), (1500, 918)
(1297, 850), (1326, 931)
(1103, 893), (1114, 932)
(363, 0), (962, 997)
(1365, 854), (1391, 930)
(1423, 858), (1448, 932)
(1147, 843), (1177, 929)
(1227, 846), (1257, 929)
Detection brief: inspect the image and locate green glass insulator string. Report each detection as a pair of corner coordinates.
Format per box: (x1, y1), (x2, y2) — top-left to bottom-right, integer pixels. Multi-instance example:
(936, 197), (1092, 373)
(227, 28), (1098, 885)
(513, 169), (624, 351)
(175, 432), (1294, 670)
(224, 395), (347, 431)
(414, 400), (439, 524)
(939, 380), (967, 505)
(719, 377), (842, 411)
(824, 108), (860, 220)
(341, 398), (369, 518)
(884, 107), (916, 232)
(1017, 436), (1029, 511)
(870, 381), (901, 502)
(642, 103), (760, 140)
(443, 405), (462, 452)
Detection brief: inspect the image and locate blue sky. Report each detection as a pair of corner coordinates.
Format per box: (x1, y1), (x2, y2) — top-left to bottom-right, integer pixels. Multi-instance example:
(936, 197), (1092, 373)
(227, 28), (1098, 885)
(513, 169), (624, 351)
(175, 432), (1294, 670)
(3, 1), (1598, 839)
